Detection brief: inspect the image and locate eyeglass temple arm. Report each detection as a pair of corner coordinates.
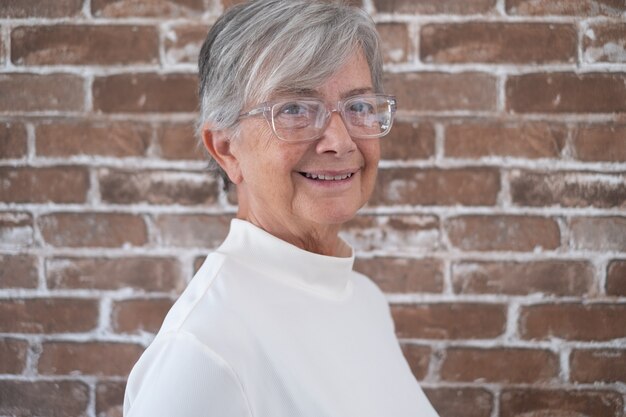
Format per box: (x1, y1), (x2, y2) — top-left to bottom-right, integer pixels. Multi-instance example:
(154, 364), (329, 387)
(238, 107), (268, 119)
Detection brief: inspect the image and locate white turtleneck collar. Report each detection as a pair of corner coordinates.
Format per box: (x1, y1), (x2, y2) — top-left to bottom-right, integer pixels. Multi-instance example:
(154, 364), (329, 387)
(216, 219), (355, 299)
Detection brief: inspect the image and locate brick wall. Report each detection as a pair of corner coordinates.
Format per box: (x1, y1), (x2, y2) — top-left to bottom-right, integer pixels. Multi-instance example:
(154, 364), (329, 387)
(0, 0), (625, 416)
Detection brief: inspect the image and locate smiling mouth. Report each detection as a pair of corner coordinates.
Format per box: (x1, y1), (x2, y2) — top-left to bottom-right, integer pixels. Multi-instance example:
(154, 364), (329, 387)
(299, 172), (354, 181)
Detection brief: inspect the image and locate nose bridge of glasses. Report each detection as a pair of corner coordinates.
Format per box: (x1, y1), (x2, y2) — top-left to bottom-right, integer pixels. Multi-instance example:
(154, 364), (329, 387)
(312, 101), (341, 129)
(323, 105), (354, 141)
(326, 100), (352, 127)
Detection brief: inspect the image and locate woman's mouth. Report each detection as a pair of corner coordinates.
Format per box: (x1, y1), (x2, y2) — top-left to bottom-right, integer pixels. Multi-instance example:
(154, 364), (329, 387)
(299, 172), (354, 181)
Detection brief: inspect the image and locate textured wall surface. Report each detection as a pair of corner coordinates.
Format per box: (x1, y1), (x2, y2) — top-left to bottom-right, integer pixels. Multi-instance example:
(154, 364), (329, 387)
(1, 0), (625, 416)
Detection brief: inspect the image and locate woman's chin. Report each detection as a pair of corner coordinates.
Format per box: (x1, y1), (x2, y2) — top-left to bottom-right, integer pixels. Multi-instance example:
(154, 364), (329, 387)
(304, 203), (361, 226)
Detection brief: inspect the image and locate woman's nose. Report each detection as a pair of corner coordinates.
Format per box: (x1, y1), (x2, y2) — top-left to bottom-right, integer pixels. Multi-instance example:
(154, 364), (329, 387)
(315, 111), (357, 156)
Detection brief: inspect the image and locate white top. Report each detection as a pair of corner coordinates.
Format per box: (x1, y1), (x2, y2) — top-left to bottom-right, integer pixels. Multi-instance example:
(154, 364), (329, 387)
(124, 219), (439, 417)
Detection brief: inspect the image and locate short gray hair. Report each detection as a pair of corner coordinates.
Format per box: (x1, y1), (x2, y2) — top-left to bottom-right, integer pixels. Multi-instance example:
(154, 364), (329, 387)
(197, 0), (384, 187)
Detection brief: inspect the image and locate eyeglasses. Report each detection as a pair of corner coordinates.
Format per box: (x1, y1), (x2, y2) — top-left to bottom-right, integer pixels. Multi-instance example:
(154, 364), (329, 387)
(238, 94), (397, 142)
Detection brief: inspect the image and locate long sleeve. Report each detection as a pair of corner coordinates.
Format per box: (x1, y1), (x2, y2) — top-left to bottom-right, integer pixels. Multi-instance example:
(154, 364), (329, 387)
(124, 331), (252, 417)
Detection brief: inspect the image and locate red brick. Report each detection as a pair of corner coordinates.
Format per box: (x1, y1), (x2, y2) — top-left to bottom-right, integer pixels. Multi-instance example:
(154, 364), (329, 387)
(372, 168), (499, 206)
(0, 34), (4, 66)
(0, 211), (34, 247)
(383, 72), (497, 112)
(341, 215), (440, 252)
(584, 23), (626, 63)
(446, 215), (560, 252)
(607, 260), (626, 296)
(354, 257), (443, 293)
(570, 349), (626, 383)
(11, 25), (159, 66)
(570, 216), (626, 251)
(506, 0), (626, 16)
(36, 120), (151, 158)
(400, 344), (431, 380)
(571, 123), (626, 162)
(0, 254), (38, 289)
(155, 122), (205, 160)
(452, 260), (594, 296)
(38, 212), (148, 248)
(38, 342), (143, 376)
(377, 23), (410, 64)
(221, 0), (246, 6)
(500, 388), (624, 417)
(93, 73), (197, 113)
(520, 303), (626, 341)
(381, 121), (436, 160)
(423, 388), (493, 417)
(0, 339), (28, 374)
(0, 122), (28, 159)
(510, 170), (626, 209)
(506, 72), (626, 114)
(112, 298), (173, 333)
(99, 169), (218, 205)
(92, 0), (204, 18)
(374, 0), (496, 14)
(391, 303), (506, 339)
(0, 298), (98, 333)
(441, 347), (559, 383)
(46, 256), (184, 292)
(164, 23), (208, 64)
(155, 214), (231, 248)
(194, 255), (207, 274)
(444, 120), (566, 158)
(0, 73), (85, 112)
(421, 23), (576, 64)
(227, 185), (238, 205)
(0, 381), (89, 417)
(0, 0), (83, 18)
(0, 167), (89, 204)
(97, 381), (126, 417)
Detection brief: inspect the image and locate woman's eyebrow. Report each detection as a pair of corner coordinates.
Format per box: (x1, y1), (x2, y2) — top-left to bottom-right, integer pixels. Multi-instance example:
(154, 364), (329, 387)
(274, 87), (320, 98)
(273, 86), (374, 100)
(340, 87), (374, 98)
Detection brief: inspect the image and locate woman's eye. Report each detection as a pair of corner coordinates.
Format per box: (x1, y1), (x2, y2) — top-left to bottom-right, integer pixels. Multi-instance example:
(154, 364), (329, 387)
(349, 101), (374, 114)
(279, 102), (308, 116)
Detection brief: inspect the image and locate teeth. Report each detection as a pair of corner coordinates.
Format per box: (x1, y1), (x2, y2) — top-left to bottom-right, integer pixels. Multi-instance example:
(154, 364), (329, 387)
(304, 172), (353, 181)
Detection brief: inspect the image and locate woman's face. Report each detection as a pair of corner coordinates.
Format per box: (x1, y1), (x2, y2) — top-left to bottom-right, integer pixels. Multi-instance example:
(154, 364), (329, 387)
(230, 51), (380, 237)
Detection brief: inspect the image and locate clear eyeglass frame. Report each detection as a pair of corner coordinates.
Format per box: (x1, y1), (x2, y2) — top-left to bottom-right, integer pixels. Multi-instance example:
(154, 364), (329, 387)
(237, 93), (397, 143)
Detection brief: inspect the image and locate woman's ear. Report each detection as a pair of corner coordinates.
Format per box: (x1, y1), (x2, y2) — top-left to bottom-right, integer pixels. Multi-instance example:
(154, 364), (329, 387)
(201, 126), (243, 184)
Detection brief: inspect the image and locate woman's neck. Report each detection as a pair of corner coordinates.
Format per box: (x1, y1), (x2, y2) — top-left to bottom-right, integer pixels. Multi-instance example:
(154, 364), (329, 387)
(237, 211), (350, 257)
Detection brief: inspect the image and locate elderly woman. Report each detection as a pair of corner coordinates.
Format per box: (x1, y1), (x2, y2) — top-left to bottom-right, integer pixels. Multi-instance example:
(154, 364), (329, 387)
(123, 1), (439, 416)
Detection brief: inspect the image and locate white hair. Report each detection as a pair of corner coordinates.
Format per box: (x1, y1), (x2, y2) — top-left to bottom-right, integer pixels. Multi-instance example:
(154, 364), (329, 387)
(197, 0), (384, 186)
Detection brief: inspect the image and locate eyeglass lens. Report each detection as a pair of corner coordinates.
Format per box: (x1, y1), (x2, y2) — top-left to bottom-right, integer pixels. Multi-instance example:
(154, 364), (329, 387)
(270, 95), (395, 142)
